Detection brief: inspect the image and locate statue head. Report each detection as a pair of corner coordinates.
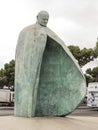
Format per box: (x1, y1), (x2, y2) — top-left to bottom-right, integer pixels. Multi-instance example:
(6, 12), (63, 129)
(36, 11), (49, 27)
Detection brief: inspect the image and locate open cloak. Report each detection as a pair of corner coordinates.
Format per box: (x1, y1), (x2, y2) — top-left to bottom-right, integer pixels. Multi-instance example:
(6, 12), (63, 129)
(15, 24), (86, 117)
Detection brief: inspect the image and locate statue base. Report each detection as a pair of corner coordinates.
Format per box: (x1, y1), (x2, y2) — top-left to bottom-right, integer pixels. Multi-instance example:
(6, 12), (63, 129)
(0, 116), (98, 130)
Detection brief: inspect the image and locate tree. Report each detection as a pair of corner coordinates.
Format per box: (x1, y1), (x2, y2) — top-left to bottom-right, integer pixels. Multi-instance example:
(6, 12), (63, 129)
(84, 74), (95, 85)
(68, 44), (98, 85)
(68, 45), (97, 67)
(0, 69), (6, 88)
(95, 38), (98, 56)
(4, 60), (15, 87)
(0, 60), (15, 89)
(85, 66), (98, 85)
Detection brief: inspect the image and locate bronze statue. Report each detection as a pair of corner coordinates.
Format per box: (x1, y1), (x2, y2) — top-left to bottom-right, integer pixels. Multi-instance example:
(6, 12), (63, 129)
(15, 11), (86, 117)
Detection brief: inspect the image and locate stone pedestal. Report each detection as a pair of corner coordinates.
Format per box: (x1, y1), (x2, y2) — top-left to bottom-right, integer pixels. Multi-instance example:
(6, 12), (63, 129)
(0, 116), (98, 130)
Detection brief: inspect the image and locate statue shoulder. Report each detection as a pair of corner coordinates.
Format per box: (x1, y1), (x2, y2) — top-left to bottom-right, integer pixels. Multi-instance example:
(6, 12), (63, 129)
(19, 24), (35, 34)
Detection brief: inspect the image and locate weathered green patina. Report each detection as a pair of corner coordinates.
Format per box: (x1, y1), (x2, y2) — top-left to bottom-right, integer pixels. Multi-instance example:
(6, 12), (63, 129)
(14, 11), (86, 117)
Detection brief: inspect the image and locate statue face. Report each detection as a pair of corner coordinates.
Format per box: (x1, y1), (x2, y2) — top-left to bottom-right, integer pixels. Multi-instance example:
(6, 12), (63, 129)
(37, 12), (49, 27)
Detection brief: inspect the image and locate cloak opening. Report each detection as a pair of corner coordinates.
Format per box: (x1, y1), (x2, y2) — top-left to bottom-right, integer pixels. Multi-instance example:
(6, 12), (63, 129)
(35, 36), (86, 116)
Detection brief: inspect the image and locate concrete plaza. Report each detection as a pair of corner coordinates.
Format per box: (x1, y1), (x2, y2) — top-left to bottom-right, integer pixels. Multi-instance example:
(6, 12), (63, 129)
(0, 116), (98, 130)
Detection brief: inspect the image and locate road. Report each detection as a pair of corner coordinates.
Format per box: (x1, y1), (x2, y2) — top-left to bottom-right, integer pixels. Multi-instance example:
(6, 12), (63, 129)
(0, 105), (98, 117)
(71, 106), (98, 117)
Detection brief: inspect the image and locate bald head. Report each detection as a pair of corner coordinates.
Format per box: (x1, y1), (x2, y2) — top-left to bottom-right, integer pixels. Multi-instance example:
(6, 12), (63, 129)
(36, 11), (49, 27)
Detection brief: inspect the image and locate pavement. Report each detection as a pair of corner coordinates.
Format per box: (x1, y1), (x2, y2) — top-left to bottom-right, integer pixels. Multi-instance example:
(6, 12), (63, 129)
(0, 116), (98, 130)
(77, 105), (88, 109)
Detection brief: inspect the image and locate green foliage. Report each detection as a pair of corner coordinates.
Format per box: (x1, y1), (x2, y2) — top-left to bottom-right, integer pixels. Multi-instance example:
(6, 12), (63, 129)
(0, 69), (6, 88)
(68, 45), (97, 67)
(68, 44), (98, 84)
(95, 39), (98, 56)
(85, 66), (98, 84)
(0, 60), (15, 89)
(84, 74), (95, 86)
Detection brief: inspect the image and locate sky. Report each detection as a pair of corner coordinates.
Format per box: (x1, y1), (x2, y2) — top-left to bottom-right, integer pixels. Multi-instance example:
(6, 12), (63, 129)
(0, 0), (98, 71)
